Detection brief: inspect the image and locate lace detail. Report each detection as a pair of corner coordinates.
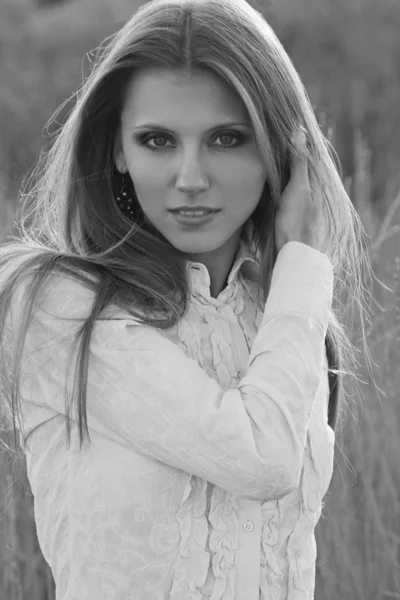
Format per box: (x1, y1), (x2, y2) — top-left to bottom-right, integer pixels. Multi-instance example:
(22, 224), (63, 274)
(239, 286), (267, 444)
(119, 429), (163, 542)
(169, 476), (210, 599)
(207, 488), (239, 599)
(260, 500), (285, 600)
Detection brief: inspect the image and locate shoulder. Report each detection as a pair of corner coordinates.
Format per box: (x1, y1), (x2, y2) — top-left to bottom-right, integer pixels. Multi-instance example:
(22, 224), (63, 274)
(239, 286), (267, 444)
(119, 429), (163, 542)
(8, 268), (99, 328)
(37, 271), (98, 320)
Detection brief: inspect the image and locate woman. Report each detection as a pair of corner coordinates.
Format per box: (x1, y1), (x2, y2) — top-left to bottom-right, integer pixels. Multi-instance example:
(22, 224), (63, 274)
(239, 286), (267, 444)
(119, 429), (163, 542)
(0, 0), (371, 598)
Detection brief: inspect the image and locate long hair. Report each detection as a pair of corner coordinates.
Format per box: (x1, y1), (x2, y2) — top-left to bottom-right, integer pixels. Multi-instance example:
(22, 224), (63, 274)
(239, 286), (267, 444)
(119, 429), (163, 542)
(0, 0), (372, 455)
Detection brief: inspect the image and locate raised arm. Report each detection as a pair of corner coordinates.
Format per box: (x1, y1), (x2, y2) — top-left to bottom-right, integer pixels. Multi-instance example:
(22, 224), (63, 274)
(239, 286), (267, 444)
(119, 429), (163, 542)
(16, 241), (333, 501)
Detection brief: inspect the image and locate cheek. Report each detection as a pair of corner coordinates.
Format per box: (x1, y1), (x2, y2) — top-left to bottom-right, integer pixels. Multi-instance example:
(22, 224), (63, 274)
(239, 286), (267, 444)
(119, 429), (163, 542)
(124, 145), (156, 180)
(227, 165), (266, 201)
(128, 156), (156, 185)
(127, 159), (164, 208)
(228, 169), (266, 218)
(228, 197), (260, 224)
(224, 152), (267, 185)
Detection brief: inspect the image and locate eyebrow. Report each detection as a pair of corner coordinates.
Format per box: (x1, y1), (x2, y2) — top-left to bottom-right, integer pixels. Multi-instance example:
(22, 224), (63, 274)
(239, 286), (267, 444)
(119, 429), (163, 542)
(133, 122), (252, 133)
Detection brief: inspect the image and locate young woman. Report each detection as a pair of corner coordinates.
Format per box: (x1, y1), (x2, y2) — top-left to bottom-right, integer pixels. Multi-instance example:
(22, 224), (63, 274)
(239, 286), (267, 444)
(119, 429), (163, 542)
(0, 0), (371, 597)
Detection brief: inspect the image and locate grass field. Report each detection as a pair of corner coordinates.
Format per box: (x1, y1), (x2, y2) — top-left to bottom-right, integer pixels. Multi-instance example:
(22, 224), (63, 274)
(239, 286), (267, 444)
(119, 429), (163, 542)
(0, 1), (399, 598)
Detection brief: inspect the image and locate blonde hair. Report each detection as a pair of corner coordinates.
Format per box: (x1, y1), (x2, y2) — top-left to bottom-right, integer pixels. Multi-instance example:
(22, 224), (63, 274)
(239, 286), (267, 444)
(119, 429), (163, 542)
(0, 0), (372, 454)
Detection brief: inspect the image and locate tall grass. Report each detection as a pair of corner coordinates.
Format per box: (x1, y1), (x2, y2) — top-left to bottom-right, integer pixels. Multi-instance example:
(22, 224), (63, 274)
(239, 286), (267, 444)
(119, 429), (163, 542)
(313, 131), (400, 599)
(0, 132), (399, 599)
(0, 0), (399, 596)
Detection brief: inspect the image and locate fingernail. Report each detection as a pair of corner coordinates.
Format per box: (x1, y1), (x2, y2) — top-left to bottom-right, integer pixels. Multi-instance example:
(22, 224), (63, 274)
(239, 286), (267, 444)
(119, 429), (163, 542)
(291, 127), (306, 147)
(299, 126), (307, 144)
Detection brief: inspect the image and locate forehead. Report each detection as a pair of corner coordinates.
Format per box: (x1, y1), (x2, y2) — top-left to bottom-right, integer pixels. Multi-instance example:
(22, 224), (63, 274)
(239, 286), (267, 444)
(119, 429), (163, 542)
(121, 68), (249, 126)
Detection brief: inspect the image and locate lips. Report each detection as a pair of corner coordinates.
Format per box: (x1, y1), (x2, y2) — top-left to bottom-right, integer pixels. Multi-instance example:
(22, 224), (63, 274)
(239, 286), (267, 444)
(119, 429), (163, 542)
(169, 208), (220, 213)
(170, 210), (220, 225)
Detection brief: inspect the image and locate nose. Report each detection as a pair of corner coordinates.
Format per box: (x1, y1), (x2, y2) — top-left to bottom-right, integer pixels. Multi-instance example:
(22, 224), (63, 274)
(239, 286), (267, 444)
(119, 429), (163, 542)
(175, 152), (209, 192)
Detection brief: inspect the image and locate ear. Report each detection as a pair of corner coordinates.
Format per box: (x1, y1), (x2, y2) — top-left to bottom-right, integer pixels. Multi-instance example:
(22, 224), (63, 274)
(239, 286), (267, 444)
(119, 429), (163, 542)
(113, 130), (128, 173)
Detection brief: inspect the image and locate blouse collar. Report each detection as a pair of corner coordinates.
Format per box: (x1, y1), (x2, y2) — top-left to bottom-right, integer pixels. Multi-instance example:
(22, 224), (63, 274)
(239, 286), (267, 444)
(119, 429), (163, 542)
(185, 238), (260, 303)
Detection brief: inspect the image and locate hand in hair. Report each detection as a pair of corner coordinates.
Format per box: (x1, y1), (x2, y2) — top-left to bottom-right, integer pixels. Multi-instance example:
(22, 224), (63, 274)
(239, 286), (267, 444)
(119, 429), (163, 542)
(275, 127), (321, 253)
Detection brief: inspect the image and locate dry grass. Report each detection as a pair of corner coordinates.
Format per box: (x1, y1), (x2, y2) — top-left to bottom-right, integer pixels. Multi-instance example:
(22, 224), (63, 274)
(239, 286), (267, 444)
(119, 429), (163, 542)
(314, 134), (400, 598)
(0, 1), (399, 597)
(0, 133), (399, 599)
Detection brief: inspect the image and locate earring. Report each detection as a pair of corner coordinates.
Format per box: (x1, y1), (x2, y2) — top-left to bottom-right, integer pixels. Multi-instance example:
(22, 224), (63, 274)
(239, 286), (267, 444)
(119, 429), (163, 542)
(116, 172), (136, 222)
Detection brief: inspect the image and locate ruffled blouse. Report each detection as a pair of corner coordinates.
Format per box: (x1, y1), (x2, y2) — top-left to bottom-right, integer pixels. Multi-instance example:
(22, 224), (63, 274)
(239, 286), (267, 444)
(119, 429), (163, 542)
(11, 239), (335, 599)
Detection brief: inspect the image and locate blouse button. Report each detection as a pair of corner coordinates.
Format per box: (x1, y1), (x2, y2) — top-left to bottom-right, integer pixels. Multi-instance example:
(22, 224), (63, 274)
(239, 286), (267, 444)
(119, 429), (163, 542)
(243, 519), (254, 532)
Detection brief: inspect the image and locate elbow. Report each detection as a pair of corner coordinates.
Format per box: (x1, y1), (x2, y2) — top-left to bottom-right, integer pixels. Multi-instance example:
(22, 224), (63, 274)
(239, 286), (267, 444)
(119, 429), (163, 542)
(276, 459), (302, 498)
(236, 453), (302, 502)
(261, 459), (302, 500)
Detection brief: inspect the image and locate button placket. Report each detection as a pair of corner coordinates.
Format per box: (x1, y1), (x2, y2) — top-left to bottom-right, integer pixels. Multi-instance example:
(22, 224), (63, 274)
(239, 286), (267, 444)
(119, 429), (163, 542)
(235, 500), (261, 597)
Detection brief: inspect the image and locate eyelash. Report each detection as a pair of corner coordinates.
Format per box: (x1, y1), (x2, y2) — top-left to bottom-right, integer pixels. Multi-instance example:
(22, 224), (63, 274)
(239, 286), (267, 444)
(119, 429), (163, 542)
(138, 131), (245, 152)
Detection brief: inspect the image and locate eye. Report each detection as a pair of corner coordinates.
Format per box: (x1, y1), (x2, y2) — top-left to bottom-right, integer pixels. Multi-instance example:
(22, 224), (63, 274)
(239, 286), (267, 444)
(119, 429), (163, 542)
(138, 131), (245, 152)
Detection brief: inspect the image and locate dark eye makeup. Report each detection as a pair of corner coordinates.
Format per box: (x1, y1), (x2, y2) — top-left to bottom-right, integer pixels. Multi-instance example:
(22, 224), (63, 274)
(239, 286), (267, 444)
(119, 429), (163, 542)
(134, 130), (248, 152)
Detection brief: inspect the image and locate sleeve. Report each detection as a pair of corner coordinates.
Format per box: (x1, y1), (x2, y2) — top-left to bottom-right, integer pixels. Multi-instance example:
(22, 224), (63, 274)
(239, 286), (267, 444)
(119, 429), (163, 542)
(17, 241), (333, 501)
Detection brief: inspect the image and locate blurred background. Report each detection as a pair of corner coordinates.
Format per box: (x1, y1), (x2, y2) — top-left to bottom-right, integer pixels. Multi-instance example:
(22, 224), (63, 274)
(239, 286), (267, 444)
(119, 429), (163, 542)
(0, 0), (399, 598)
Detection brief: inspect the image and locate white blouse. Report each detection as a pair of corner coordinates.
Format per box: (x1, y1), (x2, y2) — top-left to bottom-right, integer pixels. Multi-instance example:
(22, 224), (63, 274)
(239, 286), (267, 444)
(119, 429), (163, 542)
(12, 239), (335, 600)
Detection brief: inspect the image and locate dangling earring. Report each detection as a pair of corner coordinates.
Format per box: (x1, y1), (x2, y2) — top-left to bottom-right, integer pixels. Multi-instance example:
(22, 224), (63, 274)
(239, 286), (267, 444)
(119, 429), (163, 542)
(116, 172), (136, 222)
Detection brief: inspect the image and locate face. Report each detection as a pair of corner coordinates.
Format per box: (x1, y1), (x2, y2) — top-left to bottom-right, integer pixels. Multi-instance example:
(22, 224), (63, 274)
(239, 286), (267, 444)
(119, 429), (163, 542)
(114, 67), (268, 262)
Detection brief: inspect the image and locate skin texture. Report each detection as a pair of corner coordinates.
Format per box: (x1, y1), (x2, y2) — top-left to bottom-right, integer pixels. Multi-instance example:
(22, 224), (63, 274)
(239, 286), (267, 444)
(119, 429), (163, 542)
(114, 68), (268, 298)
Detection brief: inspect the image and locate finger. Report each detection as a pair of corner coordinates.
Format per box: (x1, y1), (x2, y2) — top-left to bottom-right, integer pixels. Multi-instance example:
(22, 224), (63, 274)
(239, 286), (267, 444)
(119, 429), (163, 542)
(289, 128), (309, 187)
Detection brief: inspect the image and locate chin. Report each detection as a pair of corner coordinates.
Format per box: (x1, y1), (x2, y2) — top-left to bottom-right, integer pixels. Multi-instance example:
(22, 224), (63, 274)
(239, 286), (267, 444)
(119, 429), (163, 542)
(169, 236), (225, 254)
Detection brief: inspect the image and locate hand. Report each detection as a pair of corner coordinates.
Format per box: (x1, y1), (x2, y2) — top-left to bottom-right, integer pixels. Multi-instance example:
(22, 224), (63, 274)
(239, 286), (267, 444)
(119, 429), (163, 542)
(275, 128), (321, 253)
